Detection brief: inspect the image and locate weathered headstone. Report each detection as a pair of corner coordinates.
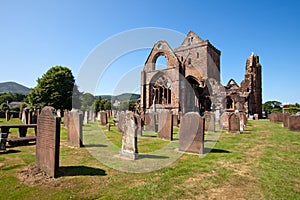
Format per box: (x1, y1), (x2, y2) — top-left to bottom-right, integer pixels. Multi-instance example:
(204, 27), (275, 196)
(0, 133), (8, 151)
(5, 110), (10, 121)
(36, 106), (60, 178)
(288, 115), (300, 131)
(106, 123), (110, 131)
(146, 112), (158, 132)
(269, 112), (283, 122)
(120, 112), (138, 160)
(135, 115), (143, 136)
(68, 109), (83, 148)
(63, 110), (69, 128)
(118, 111), (125, 133)
(204, 112), (215, 132)
(83, 110), (88, 125)
(237, 112), (247, 132)
(283, 113), (291, 128)
(91, 111), (95, 123)
(100, 111), (108, 126)
(158, 110), (173, 140)
(229, 113), (240, 133)
(172, 114), (179, 127)
(56, 109), (61, 118)
(253, 113), (259, 120)
(220, 112), (230, 130)
(88, 110), (93, 121)
(179, 112), (205, 154)
(97, 112), (101, 121)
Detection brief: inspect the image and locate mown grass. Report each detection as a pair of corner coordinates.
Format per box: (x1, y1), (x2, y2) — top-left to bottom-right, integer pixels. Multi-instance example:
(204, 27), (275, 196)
(0, 118), (299, 199)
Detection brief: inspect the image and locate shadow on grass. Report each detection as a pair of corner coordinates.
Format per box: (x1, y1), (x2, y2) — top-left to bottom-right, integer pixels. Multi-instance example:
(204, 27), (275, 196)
(204, 148), (230, 154)
(83, 144), (108, 148)
(138, 154), (169, 159)
(0, 149), (21, 154)
(59, 166), (106, 177)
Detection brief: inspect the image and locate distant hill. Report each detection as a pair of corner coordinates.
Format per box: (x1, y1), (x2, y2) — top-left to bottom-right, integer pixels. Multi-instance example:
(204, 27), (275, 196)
(0, 81), (31, 95)
(96, 93), (140, 102)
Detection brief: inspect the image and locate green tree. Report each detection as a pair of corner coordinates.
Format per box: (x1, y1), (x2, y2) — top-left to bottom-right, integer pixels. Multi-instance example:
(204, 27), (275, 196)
(80, 93), (95, 110)
(0, 103), (10, 111)
(263, 101), (282, 114)
(94, 96), (102, 113)
(28, 66), (76, 110)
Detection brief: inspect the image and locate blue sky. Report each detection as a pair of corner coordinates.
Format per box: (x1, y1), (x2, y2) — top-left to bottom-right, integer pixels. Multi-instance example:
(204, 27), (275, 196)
(1, 0), (300, 103)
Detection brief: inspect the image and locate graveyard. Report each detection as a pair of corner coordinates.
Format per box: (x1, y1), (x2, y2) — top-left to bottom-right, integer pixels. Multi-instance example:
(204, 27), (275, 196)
(0, 114), (299, 199)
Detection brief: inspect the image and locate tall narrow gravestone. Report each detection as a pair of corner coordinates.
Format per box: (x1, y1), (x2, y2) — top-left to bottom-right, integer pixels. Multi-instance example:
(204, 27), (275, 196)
(100, 111), (107, 126)
(204, 112), (215, 132)
(68, 110), (83, 147)
(120, 112), (138, 160)
(36, 106), (61, 178)
(158, 110), (173, 140)
(179, 112), (205, 154)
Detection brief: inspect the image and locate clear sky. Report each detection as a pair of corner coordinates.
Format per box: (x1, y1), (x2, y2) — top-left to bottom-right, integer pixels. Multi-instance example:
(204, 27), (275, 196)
(1, 0), (300, 104)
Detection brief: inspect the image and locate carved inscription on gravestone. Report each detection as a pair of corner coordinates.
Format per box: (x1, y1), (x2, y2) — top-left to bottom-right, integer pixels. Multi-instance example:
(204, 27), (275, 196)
(179, 112), (204, 154)
(158, 110), (173, 140)
(68, 109), (83, 148)
(120, 112), (138, 160)
(36, 106), (60, 178)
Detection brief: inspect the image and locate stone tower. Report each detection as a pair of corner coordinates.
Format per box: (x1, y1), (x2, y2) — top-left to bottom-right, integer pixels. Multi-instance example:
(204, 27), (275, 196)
(240, 53), (262, 118)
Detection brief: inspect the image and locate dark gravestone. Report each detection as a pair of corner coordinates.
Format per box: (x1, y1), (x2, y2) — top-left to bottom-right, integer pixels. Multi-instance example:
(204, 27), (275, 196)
(179, 112), (205, 154)
(283, 113), (291, 128)
(229, 113), (240, 133)
(118, 112), (125, 133)
(5, 110), (10, 121)
(288, 115), (300, 131)
(100, 111), (108, 126)
(36, 106), (60, 178)
(158, 111), (173, 140)
(172, 114), (179, 127)
(204, 112), (215, 132)
(68, 110), (83, 148)
(220, 112), (230, 130)
(146, 112), (158, 132)
(144, 113), (150, 126)
(120, 112), (138, 160)
(0, 133), (8, 151)
(269, 112), (283, 122)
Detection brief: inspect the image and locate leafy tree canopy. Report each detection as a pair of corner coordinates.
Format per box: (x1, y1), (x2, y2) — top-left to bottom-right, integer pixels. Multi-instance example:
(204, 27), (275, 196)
(28, 66), (77, 110)
(263, 101), (282, 114)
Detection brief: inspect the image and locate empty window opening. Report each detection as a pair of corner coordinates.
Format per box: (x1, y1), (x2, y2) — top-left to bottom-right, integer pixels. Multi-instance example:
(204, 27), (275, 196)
(197, 52), (199, 58)
(188, 58), (192, 64)
(155, 55), (167, 70)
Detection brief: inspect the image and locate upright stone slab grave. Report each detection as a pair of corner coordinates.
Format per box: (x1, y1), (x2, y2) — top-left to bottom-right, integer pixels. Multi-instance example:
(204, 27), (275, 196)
(237, 112), (247, 131)
(158, 110), (173, 140)
(179, 112), (205, 154)
(5, 110), (10, 121)
(83, 110), (88, 125)
(120, 112), (138, 160)
(288, 115), (300, 131)
(269, 112), (283, 122)
(220, 112), (230, 130)
(106, 123), (110, 131)
(36, 106), (60, 178)
(229, 113), (240, 133)
(146, 112), (158, 132)
(283, 113), (291, 128)
(63, 110), (69, 128)
(100, 111), (108, 126)
(172, 114), (178, 127)
(68, 109), (83, 148)
(118, 112), (125, 133)
(135, 115), (143, 136)
(0, 133), (8, 151)
(204, 112), (215, 132)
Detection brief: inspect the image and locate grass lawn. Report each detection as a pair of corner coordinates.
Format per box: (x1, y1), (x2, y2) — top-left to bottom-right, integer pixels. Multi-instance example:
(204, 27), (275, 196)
(0, 118), (299, 199)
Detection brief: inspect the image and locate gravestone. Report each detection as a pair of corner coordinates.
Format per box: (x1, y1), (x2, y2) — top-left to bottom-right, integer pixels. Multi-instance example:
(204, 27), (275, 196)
(288, 115), (300, 131)
(283, 113), (291, 128)
(36, 106), (60, 178)
(135, 115), (143, 136)
(220, 112), (230, 130)
(118, 111), (125, 133)
(83, 110), (88, 125)
(237, 112), (247, 132)
(229, 113), (240, 133)
(253, 113), (259, 120)
(269, 112), (283, 122)
(97, 112), (101, 121)
(146, 112), (158, 132)
(144, 113), (150, 126)
(63, 110), (69, 128)
(158, 110), (173, 140)
(5, 110), (10, 121)
(89, 110), (93, 121)
(91, 111), (95, 123)
(204, 112), (215, 132)
(106, 123), (110, 131)
(120, 112), (138, 160)
(68, 109), (83, 148)
(179, 112), (205, 154)
(100, 111), (108, 126)
(172, 114), (179, 127)
(0, 133), (8, 151)
(56, 109), (61, 118)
